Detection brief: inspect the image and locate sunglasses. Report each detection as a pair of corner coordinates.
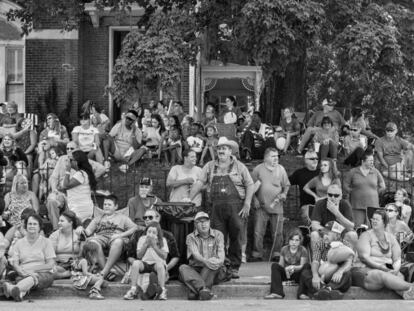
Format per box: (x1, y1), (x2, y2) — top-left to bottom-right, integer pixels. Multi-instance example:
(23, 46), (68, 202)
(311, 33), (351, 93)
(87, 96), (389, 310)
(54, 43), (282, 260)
(350, 128), (358, 132)
(306, 158), (319, 161)
(66, 147), (75, 151)
(143, 215), (154, 220)
(386, 129), (395, 132)
(385, 209), (396, 213)
(327, 193), (341, 198)
(126, 116), (135, 122)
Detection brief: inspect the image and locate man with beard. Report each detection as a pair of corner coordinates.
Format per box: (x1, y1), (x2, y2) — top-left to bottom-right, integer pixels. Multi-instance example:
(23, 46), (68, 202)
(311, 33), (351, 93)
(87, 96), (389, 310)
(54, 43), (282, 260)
(189, 137), (254, 279)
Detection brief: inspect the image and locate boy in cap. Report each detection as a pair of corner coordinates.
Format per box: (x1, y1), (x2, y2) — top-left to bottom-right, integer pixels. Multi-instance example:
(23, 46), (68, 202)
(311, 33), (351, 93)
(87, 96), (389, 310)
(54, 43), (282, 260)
(179, 212), (225, 300)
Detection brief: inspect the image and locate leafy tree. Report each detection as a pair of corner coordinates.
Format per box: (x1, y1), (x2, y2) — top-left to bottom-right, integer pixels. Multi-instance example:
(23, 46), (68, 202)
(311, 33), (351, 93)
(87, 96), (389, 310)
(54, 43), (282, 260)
(109, 7), (199, 106)
(6, 0), (414, 129)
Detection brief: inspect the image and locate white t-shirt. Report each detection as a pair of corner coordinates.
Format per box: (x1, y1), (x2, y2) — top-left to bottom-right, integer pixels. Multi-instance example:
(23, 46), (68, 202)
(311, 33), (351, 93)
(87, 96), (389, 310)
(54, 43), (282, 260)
(72, 125), (99, 152)
(167, 165), (202, 206)
(137, 235), (169, 265)
(109, 121), (142, 156)
(66, 170), (93, 221)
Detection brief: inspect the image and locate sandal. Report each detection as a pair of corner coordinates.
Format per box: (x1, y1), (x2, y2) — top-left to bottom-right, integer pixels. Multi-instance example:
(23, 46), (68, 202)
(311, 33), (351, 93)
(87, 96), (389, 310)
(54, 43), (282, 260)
(89, 288), (105, 300)
(264, 293), (283, 299)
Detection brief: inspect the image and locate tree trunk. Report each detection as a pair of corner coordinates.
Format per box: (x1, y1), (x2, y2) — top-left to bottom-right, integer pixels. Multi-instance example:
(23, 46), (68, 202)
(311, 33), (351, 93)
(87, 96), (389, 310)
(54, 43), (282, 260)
(260, 53), (306, 125)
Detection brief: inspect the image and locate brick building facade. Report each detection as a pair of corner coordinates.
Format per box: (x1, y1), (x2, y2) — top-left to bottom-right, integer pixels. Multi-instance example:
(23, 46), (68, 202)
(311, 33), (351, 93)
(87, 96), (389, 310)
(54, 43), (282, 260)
(0, 1), (191, 124)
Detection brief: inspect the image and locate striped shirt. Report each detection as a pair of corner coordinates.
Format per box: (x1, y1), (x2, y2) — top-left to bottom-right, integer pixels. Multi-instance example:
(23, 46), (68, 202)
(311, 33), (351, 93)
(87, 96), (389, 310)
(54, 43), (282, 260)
(186, 228), (225, 267)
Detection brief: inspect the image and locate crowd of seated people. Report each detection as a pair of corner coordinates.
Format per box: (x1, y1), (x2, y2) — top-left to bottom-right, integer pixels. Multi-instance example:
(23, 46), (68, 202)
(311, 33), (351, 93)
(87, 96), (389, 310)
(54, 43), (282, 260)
(0, 97), (414, 304)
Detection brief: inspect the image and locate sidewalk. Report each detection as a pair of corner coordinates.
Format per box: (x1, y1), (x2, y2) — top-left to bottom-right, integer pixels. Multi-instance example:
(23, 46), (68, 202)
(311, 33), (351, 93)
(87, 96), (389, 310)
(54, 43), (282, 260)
(28, 262), (400, 300)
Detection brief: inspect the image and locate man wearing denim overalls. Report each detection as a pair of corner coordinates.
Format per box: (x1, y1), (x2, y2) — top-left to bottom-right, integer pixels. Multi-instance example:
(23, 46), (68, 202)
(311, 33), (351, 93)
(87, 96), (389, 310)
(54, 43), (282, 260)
(190, 137), (254, 279)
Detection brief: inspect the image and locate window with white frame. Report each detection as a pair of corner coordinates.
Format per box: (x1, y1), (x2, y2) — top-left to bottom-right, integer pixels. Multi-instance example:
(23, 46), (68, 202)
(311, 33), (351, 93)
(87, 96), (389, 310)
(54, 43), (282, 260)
(6, 47), (24, 110)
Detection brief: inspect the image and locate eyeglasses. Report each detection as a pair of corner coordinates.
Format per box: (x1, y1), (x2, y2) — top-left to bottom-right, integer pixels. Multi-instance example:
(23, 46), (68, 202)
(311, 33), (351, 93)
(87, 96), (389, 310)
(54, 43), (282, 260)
(143, 215), (154, 220)
(305, 158), (319, 161)
(126, 117), (135, 122)
(385, 209), (396, 213)
(327, 193), (341, 198)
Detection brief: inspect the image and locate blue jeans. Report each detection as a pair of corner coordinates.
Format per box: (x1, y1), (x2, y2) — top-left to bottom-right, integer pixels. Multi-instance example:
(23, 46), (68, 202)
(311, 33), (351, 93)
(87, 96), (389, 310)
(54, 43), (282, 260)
(252, 208), (284, 259)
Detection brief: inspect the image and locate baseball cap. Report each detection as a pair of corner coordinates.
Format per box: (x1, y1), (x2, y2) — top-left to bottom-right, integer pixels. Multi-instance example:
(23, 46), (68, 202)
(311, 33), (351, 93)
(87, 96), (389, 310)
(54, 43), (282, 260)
(139, 177), (153, 186)
(324, 221), (345, 234)
(385, 122), (397, 131)
(194, 211), (209, 222)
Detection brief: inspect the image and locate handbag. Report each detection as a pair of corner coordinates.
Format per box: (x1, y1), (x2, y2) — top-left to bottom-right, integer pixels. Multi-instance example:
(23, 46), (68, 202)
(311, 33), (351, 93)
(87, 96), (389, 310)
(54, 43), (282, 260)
(153, 202), (199, 220)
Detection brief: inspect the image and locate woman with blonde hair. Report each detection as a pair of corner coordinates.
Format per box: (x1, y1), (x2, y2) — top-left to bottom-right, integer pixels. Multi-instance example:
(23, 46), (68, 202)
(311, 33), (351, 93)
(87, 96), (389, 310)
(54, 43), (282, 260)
(1, 174), (39, 246)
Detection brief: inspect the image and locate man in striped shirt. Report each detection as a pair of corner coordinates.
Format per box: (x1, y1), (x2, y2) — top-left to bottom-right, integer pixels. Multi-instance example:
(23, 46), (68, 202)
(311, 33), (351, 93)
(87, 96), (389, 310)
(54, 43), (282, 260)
(179, 212), (225, 300)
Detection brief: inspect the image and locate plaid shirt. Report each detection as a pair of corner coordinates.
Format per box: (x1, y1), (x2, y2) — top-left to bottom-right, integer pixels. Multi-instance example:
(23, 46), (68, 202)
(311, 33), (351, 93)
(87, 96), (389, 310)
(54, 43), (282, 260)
(186, 228), (225, 267)
(312, 239), (352, 263)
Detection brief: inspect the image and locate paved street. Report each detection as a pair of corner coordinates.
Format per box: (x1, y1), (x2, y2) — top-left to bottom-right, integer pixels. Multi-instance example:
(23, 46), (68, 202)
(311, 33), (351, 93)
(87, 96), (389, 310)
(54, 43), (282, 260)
(0, 299), (413, 311)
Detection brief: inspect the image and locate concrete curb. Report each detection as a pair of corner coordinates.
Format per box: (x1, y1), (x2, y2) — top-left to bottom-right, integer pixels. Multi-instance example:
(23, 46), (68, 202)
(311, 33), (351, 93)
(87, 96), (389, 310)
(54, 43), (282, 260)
(27, 281), (401, 300)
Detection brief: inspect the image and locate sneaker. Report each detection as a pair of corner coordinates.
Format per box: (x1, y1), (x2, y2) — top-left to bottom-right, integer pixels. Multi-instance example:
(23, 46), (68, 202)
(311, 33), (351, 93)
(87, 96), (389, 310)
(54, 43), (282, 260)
(199, 288), (215, 301)
(123, 287), (138, 300)
(264, 293), (283, 299)
(231, 269), (240, 279)
(158, 288), (167, 300)
(89, 288), (105, 300)
(241, 253), (247, 264)
(298, 293), (310, 300)
(403, 285), (414, 300)
(10, 286), (23, 302)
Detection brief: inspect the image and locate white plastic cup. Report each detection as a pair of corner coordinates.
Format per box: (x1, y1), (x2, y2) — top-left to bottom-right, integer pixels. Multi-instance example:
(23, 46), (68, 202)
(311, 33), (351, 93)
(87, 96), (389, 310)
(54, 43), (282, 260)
(314, 142), (321, 153)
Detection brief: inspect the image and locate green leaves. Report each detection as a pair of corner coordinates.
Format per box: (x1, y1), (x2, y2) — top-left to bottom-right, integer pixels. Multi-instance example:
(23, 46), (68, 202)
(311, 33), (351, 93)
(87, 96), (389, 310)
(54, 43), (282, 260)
(109, 8), (198, 106)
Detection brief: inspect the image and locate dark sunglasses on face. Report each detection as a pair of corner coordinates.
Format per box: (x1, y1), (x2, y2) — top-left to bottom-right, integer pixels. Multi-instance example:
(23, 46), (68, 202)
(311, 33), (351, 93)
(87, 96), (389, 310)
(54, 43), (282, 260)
(386, 129), (394, 132)
(327, 193), (341, 198)
(385, 209), (396, 213)
(143, 215), (154, 220)
(126, 117), (135, 122)
(306, 158), (319, 161)
(67, 147), (75, 151)
(350, 128), (358, 132)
